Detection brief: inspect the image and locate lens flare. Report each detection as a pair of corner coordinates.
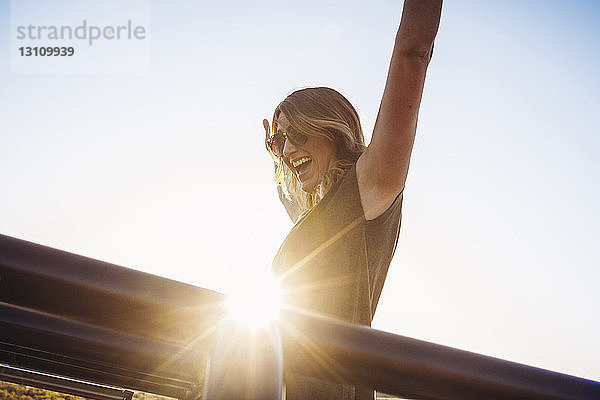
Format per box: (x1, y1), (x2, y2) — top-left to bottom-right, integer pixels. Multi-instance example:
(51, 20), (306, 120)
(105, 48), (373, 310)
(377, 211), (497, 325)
(225, 272), (282, 329)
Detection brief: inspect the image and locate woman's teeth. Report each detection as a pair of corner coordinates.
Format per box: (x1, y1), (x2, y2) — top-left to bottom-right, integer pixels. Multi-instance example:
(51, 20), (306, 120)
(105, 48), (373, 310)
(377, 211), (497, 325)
(292, 157), (311, 168)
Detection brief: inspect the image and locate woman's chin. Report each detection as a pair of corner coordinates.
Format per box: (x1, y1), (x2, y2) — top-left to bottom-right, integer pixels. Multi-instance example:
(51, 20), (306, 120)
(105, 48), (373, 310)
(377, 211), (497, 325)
(299, 178), (317, 193)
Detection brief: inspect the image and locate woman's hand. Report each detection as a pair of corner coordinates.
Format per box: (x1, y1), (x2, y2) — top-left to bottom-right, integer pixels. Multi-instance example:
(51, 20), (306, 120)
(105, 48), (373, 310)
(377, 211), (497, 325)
(263, 118), (272, 152)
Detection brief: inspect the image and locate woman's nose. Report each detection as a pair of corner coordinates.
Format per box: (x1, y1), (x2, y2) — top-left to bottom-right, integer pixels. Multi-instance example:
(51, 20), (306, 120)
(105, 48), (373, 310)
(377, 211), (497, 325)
(282, 138), (297, 157)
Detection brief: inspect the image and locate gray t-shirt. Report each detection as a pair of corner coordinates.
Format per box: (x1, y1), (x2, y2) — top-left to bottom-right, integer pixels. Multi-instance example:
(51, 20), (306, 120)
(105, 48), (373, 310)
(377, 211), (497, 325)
(272, 163), (403, 399)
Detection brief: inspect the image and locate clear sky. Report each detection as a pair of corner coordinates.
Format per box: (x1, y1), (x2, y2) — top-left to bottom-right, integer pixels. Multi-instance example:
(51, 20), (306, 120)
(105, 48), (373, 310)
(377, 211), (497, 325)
(1, 0), (599, 383)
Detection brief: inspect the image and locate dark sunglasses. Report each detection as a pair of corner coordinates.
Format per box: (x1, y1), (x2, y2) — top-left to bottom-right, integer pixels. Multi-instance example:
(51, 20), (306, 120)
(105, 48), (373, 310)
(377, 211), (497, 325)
(266, 125), (308, 157)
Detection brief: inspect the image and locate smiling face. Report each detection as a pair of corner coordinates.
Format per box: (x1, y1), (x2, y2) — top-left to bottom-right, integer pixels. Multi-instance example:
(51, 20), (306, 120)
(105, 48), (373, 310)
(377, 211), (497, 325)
(277, 113), (337, 193)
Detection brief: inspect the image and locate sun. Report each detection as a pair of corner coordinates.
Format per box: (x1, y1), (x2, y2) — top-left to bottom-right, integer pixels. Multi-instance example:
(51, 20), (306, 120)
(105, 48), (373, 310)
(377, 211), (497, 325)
(224, 271), (283, 330)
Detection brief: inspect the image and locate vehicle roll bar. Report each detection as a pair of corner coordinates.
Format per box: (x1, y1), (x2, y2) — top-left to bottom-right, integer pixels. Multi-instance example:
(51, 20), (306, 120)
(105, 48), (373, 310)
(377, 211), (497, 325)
(1, 233), (599, 400)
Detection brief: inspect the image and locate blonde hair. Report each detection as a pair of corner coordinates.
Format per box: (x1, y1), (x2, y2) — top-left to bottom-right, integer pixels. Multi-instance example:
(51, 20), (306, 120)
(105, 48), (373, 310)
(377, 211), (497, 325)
(269, 87), (366, 214)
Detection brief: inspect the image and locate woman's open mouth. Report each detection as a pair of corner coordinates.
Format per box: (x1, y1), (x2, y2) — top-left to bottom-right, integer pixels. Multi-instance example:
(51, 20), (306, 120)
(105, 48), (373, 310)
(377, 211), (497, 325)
(292, 156), (312, 178)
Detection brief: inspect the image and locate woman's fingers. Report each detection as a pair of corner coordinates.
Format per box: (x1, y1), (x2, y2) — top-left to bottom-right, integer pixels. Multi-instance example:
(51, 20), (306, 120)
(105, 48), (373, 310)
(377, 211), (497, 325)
(263, 118), (271, 140)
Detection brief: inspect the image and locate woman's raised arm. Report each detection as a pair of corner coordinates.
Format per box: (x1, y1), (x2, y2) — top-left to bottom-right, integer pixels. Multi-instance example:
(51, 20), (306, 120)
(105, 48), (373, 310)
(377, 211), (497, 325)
(356, 0), (442, 220)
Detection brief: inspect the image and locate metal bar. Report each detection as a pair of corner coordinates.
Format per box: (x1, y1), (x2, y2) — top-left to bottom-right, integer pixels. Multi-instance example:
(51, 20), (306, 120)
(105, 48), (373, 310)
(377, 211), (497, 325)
(0, 233), (226, 343)
(202, 322), (283, 400)
(0, 364), (133, 400)
(0, 344), (190, 400)
(0, 233), (226, 397)
(2, 233), (600, 400)
(279, 309), (600, 400)
(0, 303), (204, 398)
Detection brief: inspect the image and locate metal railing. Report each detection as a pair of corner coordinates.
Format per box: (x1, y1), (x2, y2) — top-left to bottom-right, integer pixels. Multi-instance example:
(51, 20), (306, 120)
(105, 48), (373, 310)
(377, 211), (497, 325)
(1, 233), (599, 400)
(0, 364), (133, 400)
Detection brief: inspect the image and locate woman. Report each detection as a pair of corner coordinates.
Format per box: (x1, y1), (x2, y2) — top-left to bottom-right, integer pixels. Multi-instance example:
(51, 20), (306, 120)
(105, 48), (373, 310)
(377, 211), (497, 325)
(263, 1), (442, 398)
